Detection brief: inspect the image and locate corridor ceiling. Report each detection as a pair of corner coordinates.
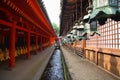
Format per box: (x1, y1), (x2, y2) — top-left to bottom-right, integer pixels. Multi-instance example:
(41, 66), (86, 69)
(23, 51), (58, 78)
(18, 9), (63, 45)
(60, 0), (89, 36)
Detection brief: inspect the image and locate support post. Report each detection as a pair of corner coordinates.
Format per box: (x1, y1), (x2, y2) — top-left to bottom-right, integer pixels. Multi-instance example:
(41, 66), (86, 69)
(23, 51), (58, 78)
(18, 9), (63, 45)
(27, 31), (30, 59)
(42, 37), (44, 49)
(49, 38), (50, 46)
(82, 40), (86, 58)
(35, 35), (38, 55)
(9, 22), (16, 68)
(40, 36), (42, 52)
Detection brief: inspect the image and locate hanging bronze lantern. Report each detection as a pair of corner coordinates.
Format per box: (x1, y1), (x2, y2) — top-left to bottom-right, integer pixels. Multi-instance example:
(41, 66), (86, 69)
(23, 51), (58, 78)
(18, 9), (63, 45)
(70, 29), (77, 35)
(83, 21), (100, 37)
(82, 22), (90, 36)
(76, 22), (84, 36)
(90, 20), (100, 36)
(90, 0), (120, 25)
(67, 34), (71, 38)
(69, 22), (79, 41)
(82, 6), (100, 37)
(66, 34), (74, 43)
(76, 21), (87, 40)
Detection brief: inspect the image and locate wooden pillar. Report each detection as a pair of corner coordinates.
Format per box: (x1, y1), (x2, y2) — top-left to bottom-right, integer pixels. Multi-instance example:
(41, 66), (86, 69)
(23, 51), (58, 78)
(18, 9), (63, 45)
(48, 38), (49, 46)
(44, 38), (46, 48)
(35, 35), (38, 55)
(82, 40), (86, 49)
(47, 38), (48, 46)
(0, 35), (3, 44)
(27, 31), (30, 59)
(9, 22), (16, 68)
(40, 36), (42, 52)
(82, 40), (86, 57)
(48, 38), (50, 46)
(45, 38), (46, 48)
(46, 38), (47, 47)
(96, 35), (98, 65)
(43, 37), (44, 49)
(47, 38), (49, 46)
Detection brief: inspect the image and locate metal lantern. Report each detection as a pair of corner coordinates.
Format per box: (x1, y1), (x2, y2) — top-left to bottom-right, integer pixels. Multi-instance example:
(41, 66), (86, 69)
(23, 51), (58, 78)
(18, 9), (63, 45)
(75, 21), (87, 40)
(82, 9), (91, 36)
(66, 34), (72, 43)
(83, 21), (100, 36)
(70, 34), (76, 42)
(109, 0), (118, 7)
(76, 22), (84, 36)
(66, 34), (74, 43)
(82, 7), (100, 37)
(90, 20), (100, 36)
(67, 34), (71, 38)
(90, 0), (120, 25)
(72, 22), (79, 35)
(93, 0), (118, 8)
(70, 29), (78, 41)
(82, 22), (90, 36)
(61, 38), (66, 44)
(72, 35), (78, 41)
(70, 29), (77, 35)
(64, 37), (70, 43)
(73, 22), (78, 29)
(68, 22), (79, 42)
(83, 10), (92, 23)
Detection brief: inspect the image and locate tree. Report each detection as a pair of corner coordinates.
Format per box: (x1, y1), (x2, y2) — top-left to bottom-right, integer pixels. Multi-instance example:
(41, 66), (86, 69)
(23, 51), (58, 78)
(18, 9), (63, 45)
(52, 22), (60, 35)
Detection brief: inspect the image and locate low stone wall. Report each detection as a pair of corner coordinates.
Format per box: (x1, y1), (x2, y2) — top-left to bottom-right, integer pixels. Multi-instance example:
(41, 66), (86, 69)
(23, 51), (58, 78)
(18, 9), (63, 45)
(61, 48), (72, 80)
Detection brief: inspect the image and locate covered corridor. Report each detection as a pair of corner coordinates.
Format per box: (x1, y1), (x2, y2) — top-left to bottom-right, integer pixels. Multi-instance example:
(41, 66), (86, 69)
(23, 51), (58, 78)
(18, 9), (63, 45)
(0, 0), (56, 68)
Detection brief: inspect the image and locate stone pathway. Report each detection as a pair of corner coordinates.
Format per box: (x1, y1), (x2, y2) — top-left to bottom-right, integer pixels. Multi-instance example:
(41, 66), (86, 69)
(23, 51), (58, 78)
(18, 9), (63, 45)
(62, 46), (120, 80)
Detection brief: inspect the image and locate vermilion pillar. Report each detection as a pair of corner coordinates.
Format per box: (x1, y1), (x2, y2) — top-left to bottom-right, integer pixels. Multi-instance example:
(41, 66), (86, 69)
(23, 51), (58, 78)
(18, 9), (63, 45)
(9, 22), (16, 68)
(45, 38), (46, 48)
(44, 38), (46, 49)
(35, 35), (38, 55)
(42, 37), (44, 49)
(27, 31), (30, 59)
(40, 36), (42, 52)
(0, 34), (4, 44)
(44, 38), (46, 48)
(47, 39), (48, 46)
(49, 38), (51, 46)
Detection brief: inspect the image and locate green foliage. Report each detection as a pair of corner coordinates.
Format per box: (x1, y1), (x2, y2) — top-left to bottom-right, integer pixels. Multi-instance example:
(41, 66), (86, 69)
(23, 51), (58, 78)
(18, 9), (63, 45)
(52, 22), (60, 35)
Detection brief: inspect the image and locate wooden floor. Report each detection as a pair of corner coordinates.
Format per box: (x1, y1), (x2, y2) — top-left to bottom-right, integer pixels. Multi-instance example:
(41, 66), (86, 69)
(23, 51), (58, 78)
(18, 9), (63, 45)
(0, 45), (55, 80)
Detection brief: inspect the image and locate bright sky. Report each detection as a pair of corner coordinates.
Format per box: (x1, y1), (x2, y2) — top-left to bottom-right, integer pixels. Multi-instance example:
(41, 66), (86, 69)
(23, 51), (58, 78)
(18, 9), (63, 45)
(43, 0), (60, 26)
